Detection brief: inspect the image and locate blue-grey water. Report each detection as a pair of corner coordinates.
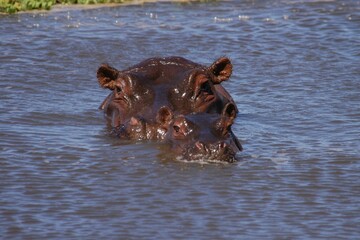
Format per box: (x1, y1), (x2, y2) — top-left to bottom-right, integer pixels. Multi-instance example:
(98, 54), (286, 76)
(1, 0), (359, 238)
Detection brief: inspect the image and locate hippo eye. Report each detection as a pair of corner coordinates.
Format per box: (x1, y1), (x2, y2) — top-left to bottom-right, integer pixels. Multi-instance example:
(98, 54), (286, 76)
(200, 82), (212, 94)
(173, 125), (180, 133)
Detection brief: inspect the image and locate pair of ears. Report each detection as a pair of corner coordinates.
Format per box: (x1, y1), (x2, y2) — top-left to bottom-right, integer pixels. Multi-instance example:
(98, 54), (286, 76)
(97, 57), (233, 89)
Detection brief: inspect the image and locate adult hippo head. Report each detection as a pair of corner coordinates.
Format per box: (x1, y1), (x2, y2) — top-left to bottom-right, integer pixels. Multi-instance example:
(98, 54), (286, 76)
(97, 56), (237, 127)
(167, 103), (242, 162)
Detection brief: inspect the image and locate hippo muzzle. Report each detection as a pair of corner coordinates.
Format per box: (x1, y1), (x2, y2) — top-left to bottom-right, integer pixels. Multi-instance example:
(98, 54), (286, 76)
(181, 141), (237, 163)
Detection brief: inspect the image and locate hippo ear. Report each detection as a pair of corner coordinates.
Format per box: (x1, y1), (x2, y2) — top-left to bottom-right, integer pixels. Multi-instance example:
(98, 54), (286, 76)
(97, 64), (119, 89)
(221, 102), (237, 128)
(156, 106), (174, 126)
(222, 102), (237, 121)
(209, 57), (233, 84)
(222, 103), (243, 151)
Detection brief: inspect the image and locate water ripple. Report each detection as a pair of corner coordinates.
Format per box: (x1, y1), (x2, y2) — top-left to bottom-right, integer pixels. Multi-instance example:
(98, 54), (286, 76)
(1, 0), (359, 238)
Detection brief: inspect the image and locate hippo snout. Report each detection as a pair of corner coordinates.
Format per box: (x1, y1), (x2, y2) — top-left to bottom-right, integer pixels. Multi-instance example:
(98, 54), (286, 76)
(185, 141), (236, 163)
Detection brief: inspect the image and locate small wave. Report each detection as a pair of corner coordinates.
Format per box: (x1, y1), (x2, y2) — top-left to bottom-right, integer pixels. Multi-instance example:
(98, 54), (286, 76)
(174, 155), (236, 165)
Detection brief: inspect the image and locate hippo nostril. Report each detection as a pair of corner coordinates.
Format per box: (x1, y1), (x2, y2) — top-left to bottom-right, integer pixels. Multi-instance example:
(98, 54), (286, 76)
(173, 125), (180, 133)
(195, 141), (205, 151)
(218, 142), (227, 149)
(129, 117), (138, 126)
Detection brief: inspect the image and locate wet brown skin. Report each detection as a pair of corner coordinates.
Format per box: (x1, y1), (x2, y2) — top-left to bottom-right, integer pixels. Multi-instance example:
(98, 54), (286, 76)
(114, 106), (173, 141)
(97, 56), (242, 162)
(114, 103), (242, 162)
(167, 103), (242, 162)
(97, 56), (237, 128)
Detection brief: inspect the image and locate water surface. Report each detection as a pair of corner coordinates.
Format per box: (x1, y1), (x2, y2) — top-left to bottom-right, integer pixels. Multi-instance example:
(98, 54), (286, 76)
(1, 0), (359, 238)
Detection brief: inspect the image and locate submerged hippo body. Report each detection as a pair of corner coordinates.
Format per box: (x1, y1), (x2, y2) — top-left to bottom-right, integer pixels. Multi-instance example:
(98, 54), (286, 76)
(97, 56), (237, 128)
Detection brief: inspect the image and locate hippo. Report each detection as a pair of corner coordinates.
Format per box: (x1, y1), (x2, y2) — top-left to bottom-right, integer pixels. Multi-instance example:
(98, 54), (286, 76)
(165, 102), (242, 162)
(97, 56), (243, 162)
(113, 103), (242, 162)
(114, 106), (173, 140)
(97, 56), (237, 128)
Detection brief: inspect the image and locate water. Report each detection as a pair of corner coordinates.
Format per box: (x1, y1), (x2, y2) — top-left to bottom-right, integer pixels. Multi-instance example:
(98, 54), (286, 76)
(1, 0), (359, 238)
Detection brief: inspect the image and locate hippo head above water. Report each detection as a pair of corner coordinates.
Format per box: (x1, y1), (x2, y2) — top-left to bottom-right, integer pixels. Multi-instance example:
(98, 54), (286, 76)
(167, 103), (242, 162)
(97, 56), (236, 127)
(114, 103), (242, 162)
(97, 56), (243, 162)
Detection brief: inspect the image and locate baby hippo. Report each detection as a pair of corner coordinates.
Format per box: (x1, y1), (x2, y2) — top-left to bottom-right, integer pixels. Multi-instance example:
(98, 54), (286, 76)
(114, 103), (242, 162)
(167, 103), (242, 162)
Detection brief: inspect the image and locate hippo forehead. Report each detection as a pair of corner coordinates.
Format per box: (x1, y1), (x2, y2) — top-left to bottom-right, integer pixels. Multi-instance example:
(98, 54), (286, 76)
(128, 57), (204, 70)
(123, 57), (208, 85)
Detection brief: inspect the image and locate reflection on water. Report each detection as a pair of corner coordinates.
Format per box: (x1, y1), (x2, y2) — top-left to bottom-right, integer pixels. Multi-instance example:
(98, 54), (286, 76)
(0, 0), (359, 238)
